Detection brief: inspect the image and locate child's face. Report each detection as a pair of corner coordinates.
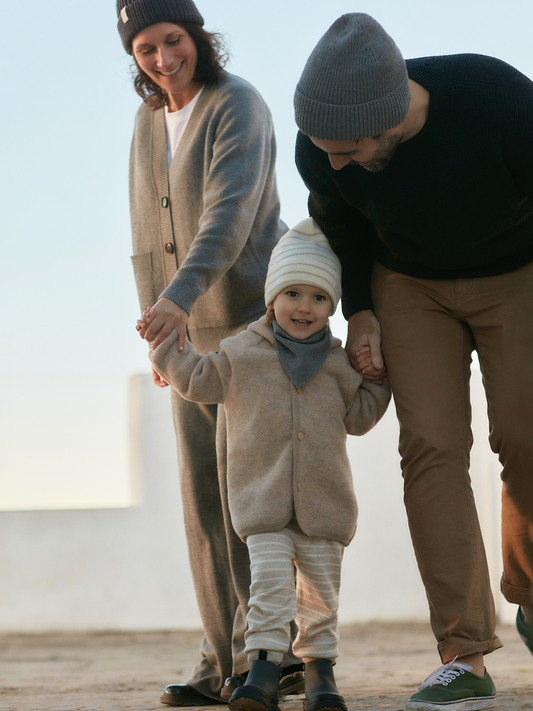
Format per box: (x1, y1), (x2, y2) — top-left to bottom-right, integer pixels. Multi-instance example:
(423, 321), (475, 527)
(272, 284), (331, 340)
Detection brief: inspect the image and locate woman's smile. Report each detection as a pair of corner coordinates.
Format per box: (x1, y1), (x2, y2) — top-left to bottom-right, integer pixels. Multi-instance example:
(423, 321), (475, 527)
(132, 23), (202, 111)
(158, 60), (184, 76)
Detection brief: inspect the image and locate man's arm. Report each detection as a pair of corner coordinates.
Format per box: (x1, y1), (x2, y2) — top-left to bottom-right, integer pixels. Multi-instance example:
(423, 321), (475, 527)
(296, 132), (385, 379)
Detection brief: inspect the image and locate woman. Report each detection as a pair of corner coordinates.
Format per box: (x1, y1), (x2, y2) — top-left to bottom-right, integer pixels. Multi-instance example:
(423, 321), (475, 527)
(116, 0), (302, 706)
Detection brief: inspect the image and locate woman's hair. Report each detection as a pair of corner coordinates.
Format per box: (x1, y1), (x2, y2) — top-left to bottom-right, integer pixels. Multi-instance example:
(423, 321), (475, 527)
(132, 23), (229, 110)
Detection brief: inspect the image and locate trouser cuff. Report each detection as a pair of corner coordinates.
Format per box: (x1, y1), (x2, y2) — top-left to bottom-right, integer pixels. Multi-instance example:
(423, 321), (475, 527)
(437, 635), (503, 662)
(501, 575), (533, 605)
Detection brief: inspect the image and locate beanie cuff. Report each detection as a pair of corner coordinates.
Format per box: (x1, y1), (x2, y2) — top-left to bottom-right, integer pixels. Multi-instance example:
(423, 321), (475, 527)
(295, 72), (410, 140)
(118, 0), (204, 53)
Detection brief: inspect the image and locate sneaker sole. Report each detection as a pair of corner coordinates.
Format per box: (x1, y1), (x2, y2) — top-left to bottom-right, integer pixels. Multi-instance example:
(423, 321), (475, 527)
(405, 696), (497, 711)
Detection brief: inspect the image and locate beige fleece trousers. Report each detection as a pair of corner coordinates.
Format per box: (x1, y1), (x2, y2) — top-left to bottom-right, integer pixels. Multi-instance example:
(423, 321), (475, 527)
(372, 260), (533, 661)
(244, 528), (343, 663)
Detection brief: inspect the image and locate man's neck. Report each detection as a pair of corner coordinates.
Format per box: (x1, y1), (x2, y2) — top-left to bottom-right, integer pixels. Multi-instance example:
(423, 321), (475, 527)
(400, 80), (430, 142)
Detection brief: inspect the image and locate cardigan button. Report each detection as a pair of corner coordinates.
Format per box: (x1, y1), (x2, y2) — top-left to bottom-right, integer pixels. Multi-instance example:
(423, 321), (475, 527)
(165, 243), (174, 255)
(297, 483), (301, 492)
(298, 432), (304, 441)
(161, 196), (169, 208)
(297, 387), (303, 394)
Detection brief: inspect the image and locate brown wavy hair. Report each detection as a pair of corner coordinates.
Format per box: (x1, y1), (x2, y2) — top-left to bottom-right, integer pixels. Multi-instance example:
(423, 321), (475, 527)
(132, 23), (229, 110)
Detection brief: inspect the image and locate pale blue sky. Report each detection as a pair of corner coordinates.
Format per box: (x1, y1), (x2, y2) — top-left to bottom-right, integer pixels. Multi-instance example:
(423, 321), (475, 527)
(1, 0), (532, 507)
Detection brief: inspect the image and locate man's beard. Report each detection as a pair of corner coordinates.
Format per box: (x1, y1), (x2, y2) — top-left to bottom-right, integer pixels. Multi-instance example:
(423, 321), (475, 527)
(361, 132), (403, 173)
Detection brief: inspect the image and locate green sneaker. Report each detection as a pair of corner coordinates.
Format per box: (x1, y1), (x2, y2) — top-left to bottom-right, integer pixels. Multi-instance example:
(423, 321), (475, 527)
(405, 658), (496, 711)
(516, 606), (533, 656)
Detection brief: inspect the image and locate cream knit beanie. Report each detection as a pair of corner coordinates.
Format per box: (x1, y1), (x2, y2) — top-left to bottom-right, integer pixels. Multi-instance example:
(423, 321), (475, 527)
(265, 218), (342, 315)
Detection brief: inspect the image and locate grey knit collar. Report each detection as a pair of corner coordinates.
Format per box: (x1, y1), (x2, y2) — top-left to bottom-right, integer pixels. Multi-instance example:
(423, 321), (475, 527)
(272, 322), (330, 388)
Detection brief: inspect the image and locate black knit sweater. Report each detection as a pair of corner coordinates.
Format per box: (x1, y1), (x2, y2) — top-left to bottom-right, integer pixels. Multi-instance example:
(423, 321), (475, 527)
(295, 54), (533, 317)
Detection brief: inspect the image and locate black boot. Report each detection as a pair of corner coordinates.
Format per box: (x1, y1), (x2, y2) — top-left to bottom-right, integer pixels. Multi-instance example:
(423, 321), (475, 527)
(229, 652), (282, 711)
(303, 659), (347, 711)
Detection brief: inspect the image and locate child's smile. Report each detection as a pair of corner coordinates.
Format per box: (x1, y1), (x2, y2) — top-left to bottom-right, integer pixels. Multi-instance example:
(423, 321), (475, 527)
(272, 284), (331, 339)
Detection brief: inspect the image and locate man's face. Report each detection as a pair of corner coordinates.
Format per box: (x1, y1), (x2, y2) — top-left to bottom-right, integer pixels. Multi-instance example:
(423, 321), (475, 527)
(310, 130), (403, 173)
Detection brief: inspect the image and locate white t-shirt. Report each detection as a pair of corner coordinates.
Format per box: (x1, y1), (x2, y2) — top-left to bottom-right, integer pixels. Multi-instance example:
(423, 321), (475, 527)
(164, 87), (203, 168)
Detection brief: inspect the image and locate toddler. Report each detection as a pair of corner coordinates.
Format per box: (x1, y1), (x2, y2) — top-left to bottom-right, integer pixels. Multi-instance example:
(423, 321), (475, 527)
(149, 218), (391, 711)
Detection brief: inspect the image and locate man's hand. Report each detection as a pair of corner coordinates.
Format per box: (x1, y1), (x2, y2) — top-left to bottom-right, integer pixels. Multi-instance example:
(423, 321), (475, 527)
(346, 309), (386, 383)
(152, 366), (169, 388)
(137, 297), (189, 350)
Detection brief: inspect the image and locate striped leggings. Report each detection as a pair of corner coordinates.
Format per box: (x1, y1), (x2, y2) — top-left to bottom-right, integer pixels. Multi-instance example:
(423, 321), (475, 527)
(244, 527), (344, 663)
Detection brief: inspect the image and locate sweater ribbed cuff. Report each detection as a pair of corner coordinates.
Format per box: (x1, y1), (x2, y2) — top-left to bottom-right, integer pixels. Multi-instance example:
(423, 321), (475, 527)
(160, 280), (201, 316)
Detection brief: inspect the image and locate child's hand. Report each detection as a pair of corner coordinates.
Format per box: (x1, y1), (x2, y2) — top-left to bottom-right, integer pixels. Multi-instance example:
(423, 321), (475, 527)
(152, 366), (169, 388)
(354, 346), (387, 384)
(136, 306), (152, 340)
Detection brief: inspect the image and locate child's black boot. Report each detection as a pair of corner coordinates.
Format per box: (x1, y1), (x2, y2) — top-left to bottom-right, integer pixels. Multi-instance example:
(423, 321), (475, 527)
(229, 651), (282, 711)
(303, 659), (347, 711)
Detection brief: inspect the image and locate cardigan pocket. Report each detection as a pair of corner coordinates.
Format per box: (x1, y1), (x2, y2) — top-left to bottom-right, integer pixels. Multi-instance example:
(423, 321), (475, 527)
(131, 252), (157, 312)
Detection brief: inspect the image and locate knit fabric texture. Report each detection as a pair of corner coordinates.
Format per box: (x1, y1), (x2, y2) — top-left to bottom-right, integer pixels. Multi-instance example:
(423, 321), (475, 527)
(264, 217), (342, 314)
(117, 0), (204, 53)
(272, 322), (331, 388)
(294, 13), (410, 140)
(130, 73), (285, 355)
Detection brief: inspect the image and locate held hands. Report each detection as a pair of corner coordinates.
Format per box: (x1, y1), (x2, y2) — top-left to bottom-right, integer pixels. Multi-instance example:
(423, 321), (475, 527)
(345, 309), (387, 385)
(136, 297), (189, 350)
(136, 298), (189, 388)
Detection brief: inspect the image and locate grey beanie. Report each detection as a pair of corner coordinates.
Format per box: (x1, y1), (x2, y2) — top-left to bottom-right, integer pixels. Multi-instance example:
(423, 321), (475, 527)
(294, 13), (410, 141)
(117, 0), (204, 54)
(265, 218), (342, 315)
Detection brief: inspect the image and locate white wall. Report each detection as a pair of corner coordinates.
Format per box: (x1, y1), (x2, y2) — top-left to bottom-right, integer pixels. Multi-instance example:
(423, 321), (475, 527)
(0, 370), (514, 632)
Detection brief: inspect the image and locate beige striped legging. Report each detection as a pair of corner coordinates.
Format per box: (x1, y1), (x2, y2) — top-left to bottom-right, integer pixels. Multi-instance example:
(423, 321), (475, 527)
(244, 527), (344, 664)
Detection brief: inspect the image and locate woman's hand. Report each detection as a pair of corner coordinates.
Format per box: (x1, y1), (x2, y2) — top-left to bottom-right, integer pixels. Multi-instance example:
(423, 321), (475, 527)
(136, 297), (189, 350)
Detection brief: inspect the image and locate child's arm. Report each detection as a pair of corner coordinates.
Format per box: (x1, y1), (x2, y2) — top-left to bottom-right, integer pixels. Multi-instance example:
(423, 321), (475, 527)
(149, 330), (231, 404)
(344, 369), (391, 436)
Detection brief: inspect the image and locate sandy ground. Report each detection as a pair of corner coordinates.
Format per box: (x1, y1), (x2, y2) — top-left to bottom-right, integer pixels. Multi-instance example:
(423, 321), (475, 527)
(0, 622), (532, 711)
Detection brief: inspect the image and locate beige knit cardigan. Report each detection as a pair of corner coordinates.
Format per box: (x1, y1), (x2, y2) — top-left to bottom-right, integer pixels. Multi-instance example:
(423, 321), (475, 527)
(150, 317), (391, 546)
(129, 72), (285, 354)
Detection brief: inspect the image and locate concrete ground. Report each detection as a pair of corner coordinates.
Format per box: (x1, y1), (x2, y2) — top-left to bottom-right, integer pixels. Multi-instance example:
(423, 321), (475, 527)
(0, 622), (531, 711)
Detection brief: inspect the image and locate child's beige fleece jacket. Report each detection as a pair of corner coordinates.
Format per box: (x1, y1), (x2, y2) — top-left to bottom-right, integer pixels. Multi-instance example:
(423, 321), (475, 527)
(150, 316), (391, 546)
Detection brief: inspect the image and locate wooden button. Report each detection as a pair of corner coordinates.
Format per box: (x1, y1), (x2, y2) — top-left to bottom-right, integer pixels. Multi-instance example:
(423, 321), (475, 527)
(298, 432), (304, 440)
(165, 243), (174, 254)
(297, 483), (301, 492)
(297, 387), (303, 394)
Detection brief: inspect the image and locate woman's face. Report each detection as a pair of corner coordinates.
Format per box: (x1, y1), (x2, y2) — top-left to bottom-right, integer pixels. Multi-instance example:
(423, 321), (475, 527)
(132, 22), (200, 108)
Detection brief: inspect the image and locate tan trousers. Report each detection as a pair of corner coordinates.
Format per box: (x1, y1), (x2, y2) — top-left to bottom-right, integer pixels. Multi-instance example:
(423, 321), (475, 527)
(372, 261), (533, 661)
(245, 528), (343, 663)
(171, 395), (300, 700)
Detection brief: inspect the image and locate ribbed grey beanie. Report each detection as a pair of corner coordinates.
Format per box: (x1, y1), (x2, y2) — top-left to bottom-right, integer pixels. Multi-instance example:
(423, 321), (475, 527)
(294, 13), (410, 141)
(265, 218), (342, 315)
(117, 0), (204, 54)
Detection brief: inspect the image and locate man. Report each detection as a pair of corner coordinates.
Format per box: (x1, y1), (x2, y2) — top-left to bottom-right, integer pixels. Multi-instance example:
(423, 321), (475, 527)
(294, 12), (533, 711)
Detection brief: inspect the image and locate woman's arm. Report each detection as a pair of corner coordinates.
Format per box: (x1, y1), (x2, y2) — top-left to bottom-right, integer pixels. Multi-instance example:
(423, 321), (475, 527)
(142, 80), (278, 348)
